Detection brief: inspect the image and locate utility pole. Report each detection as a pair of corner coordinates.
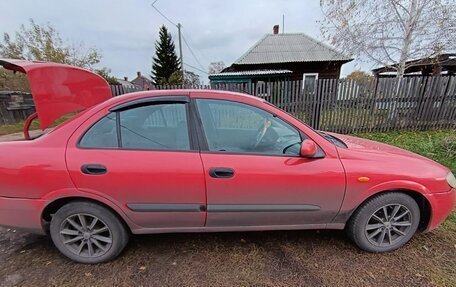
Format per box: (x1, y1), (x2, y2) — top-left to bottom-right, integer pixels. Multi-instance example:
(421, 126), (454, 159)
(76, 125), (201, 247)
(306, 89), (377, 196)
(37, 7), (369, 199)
(177, 23), (184, 74)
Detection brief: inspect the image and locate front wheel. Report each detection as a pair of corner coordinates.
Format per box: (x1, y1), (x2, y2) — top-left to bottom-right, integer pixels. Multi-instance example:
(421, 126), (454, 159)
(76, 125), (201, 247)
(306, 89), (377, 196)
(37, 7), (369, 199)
(50, 201), (129, 264)
(347, 193), (420, 253)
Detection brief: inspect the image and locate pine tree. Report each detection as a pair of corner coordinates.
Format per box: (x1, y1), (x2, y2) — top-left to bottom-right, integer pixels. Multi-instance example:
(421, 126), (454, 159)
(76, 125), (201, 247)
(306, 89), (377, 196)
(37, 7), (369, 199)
(151, 25), (181, 85)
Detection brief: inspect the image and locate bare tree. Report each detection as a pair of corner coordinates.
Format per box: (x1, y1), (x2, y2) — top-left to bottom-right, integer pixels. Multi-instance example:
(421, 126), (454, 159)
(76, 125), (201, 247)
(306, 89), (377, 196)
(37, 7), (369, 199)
(184, 70), (201, 86)
(208, 61), (226, 74)
(346, 70), (374, 84)
(320, 0), (455, 77)
(0, 19), (101, 70)
(94, 68), (120, 85)
(0, 69), (29, 92)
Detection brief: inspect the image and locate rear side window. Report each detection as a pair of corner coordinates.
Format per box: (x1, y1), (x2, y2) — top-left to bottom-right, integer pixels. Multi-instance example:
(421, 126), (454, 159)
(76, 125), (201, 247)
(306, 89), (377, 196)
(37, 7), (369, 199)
(79, 113), (118, 148)
(119, 103), (190, 150)
(79, 103), (190, 150)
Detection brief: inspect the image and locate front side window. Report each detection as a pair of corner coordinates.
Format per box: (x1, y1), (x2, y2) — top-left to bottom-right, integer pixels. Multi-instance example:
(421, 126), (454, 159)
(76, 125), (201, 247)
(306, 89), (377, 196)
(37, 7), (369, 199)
(196, 99), (302, 155)
(79, 103), (190, 150)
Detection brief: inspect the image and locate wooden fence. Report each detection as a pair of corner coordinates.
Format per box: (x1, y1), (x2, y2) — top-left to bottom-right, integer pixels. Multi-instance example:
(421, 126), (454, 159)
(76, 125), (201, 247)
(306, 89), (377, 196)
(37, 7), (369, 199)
(111, 75), (456, 133)
(0, 91), (35, 125)
(1, 75), (455, 133)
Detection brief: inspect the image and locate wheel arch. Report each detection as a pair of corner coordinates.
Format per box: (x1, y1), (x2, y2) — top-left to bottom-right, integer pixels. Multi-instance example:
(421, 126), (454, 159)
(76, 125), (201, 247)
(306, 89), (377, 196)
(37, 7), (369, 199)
(41, 196), (134, 234)
(348, 189), (431, 231)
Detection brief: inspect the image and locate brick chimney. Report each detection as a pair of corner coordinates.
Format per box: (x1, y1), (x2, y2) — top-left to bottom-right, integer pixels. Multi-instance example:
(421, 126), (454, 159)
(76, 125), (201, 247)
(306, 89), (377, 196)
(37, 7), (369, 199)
(273, 25), (279, 34)
(124, 76), (128, 81)
(137, 71), (141, 77)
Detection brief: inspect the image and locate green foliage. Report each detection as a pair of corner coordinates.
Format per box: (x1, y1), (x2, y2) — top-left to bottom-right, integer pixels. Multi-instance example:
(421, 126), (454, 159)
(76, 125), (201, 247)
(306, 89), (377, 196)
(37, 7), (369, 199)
(168, 70), (184, 85)
(0, 19), (101, 69)
(151, 25), (181, 85)
(167, 70), (201, 86)
(95, 68), (120, 85)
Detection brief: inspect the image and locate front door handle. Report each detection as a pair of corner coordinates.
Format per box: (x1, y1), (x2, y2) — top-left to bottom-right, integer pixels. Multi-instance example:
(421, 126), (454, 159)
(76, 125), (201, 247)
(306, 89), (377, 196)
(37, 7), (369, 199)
(81, 164), (107, 175)
(209, 167), (235, 178)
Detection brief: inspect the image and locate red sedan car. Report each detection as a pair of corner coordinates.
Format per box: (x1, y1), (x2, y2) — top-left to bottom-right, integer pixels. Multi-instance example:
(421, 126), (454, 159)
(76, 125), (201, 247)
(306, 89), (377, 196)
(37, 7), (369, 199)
(0, 59), (455, 264)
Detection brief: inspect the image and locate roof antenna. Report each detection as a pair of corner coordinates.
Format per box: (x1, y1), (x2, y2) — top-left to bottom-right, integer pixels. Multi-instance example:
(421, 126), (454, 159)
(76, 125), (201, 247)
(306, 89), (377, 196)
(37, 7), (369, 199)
(282, 14), (285, 33)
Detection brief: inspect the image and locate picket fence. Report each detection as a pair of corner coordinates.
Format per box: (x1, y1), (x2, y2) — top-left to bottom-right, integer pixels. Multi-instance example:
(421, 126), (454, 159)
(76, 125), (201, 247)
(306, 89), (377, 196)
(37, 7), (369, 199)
(110, 75), (456, 133)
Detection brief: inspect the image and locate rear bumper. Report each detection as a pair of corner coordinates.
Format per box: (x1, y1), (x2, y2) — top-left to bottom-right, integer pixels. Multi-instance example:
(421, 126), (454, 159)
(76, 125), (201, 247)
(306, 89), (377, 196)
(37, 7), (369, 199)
(425, 188), (456, 232)
(0, 196), (48, 234)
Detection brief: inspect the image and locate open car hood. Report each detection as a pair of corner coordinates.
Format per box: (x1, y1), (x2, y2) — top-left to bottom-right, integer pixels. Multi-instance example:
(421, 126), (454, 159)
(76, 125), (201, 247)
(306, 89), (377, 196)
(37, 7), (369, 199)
(0, 59), (112, 130)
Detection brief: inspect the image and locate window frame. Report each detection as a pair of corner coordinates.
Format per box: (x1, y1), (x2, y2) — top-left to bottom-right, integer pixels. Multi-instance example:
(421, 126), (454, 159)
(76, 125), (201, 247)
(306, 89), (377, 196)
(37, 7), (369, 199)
(302, 73), (319, 86)
(192, 98), (307, 158)
(77, 96), (198, 152)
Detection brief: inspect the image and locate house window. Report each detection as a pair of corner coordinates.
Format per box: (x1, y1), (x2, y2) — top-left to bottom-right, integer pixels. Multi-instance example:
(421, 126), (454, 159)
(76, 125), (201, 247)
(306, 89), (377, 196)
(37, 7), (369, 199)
(302, 73), (319, 93)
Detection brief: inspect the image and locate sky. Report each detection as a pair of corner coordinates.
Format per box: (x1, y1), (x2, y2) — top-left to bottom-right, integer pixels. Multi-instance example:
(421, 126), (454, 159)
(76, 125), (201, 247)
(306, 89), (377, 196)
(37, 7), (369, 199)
(1, 0), (370, 83)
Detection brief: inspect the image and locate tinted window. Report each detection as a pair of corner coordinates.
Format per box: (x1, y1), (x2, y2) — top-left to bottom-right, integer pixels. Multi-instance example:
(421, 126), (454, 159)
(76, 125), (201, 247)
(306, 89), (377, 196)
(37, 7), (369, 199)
(196, 99), (301, 155)
(119, 103), (190, 150)
(80, 103), (191, 150)
(79, 113), (118, 148)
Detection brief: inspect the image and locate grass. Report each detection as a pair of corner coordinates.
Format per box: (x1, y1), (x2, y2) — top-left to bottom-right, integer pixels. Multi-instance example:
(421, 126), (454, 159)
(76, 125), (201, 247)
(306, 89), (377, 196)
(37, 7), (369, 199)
(0, 114), (76, 136)
(0, 119), (41, 136)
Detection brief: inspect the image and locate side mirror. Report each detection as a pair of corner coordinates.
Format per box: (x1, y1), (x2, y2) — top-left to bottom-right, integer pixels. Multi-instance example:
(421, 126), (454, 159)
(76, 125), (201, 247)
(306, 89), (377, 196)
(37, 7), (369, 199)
(300, 139), (318, 158)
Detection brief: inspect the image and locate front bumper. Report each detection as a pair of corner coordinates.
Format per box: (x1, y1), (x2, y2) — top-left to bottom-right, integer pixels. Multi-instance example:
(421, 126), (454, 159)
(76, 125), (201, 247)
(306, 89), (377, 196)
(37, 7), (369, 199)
(424, 188), (456, 232)
(0, 196), (48, 234)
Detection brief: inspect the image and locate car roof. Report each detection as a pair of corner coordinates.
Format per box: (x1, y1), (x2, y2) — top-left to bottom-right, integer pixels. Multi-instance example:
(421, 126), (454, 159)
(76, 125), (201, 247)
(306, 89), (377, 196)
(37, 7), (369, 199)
(106, 89), (265, 106)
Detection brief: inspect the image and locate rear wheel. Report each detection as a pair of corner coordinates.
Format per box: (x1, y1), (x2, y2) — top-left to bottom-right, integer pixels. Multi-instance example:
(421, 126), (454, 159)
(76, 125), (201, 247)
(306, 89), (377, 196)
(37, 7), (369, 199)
(347, 193), (420, 252)
(50, 201), (129, 264)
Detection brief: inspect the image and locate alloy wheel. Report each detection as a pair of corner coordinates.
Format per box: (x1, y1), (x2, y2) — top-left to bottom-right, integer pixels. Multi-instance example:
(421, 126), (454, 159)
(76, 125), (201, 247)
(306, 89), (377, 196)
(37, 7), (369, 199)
(59, 213), (113, 258)
(365, 204), (412, 247)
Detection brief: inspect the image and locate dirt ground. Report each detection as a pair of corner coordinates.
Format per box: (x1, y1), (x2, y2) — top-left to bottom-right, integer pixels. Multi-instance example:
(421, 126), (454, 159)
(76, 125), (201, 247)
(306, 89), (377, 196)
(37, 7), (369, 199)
(1, 220), (455, 287)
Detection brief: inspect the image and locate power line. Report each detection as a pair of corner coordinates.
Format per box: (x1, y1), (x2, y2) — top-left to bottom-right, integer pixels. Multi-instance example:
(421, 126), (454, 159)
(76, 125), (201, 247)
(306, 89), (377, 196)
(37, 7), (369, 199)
(151, 1), (177, 27)
(182, 34), (206, 71)
(181, 26), (208, 61)
(184, 63), (209, 74)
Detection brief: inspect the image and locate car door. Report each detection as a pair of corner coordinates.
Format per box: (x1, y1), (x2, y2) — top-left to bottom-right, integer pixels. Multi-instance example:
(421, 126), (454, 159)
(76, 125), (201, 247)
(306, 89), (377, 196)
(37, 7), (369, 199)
(194, 98), (346, 228)
(66, 96), (206, 229)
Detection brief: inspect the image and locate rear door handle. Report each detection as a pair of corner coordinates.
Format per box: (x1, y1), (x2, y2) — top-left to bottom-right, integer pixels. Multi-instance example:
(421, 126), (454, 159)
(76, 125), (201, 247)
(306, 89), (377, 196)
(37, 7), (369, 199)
(209, 167), (235, 178)
(81, 164), (107, 175)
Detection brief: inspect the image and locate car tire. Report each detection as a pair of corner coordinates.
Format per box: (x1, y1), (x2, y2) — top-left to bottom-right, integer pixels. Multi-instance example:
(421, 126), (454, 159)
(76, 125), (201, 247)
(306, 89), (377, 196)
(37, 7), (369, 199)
(50, 201), (129, 264)
(347, 192), (420, 253)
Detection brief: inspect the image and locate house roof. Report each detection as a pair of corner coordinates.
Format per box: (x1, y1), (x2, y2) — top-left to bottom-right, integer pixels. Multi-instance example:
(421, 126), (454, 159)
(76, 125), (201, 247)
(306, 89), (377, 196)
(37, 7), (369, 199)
(234, 33), (352, 65)
(372, 53), (456, 75)
(115, 78), (135, 88)
(131, 75), (152, 85)
(131, 74), (153, 89)
(209, 69), (292, 78)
